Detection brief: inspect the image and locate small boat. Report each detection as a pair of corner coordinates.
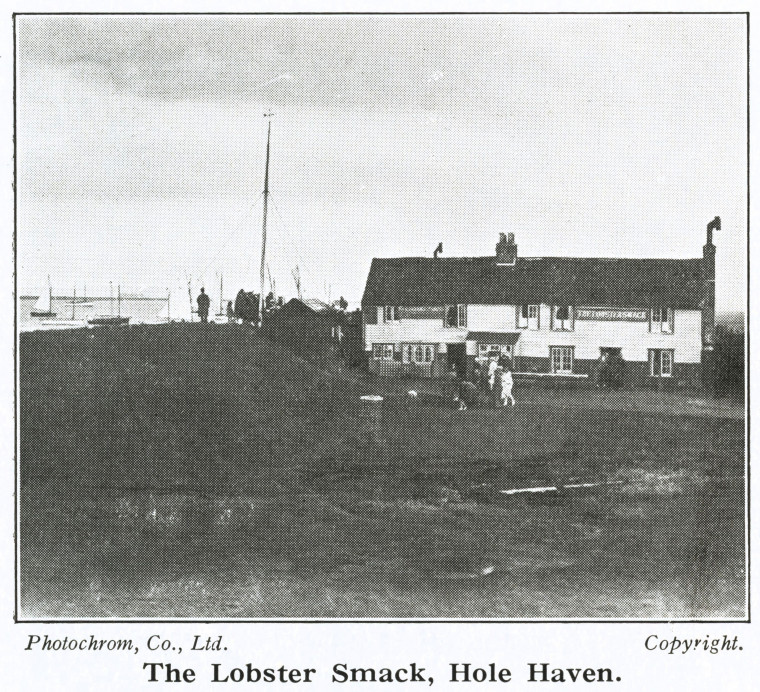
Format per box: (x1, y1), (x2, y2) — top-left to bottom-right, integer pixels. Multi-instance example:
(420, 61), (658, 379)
(40, 319), (87, 329)
(88, 315), (130, 326)
(153, 282), (193, 323)
(30, 277), (56, 317)
(88, 283), (130, 327)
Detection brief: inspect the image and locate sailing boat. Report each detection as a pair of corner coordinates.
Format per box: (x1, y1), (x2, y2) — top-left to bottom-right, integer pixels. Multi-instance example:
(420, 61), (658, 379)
(154, 283), (193, 323)
(88, 283), (130, 326)
(41, 284), (88, 327)
(30, 277), (56, 317)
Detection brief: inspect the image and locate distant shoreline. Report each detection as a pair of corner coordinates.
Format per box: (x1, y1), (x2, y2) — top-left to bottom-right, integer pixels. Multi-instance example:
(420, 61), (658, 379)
(19, 295), (168, 301)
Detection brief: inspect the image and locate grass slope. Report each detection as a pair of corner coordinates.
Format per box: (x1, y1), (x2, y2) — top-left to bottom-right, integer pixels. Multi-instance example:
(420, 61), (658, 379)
(18, 324), (746, 618)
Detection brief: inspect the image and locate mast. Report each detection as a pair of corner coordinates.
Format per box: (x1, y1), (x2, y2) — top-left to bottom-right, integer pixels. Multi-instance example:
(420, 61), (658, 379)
(219, 274), (223, 314)
(72, 286), (76, 320)
(259, 114), (272, 326)
(110, 281), (114, 316)
(117, 285), (121, 317)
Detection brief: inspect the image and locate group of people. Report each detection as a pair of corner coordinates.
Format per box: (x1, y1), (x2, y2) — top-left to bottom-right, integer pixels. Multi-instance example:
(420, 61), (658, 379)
(449, 355), (516, 410)
(483, 356), (516, 407)
(195, 287), (260, 323)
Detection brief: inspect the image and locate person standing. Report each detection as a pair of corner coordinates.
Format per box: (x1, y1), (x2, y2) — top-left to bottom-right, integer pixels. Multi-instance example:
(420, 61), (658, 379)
(492, 365), (503, 407)
(501, 368), (515, 407)
(488, 357), (498, 391)
(447, 364), (460, 406)
(197, 287), (210, 323)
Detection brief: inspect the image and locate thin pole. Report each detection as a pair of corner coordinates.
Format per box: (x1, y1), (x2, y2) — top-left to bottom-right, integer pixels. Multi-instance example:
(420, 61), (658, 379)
(117, 285), (121, 317)
(219, 274), (223, 314)
(110, 281), (113, 316)
(72, 286), (76, 320)
(259, 115), (272, 326)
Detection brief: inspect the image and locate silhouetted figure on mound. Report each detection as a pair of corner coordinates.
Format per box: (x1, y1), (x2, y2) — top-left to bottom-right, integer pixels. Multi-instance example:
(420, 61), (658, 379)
(234, 289), (259, 323)
(197, 287), (210, 323)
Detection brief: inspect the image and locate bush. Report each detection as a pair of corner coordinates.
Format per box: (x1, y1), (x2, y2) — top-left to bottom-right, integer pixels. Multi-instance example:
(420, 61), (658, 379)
(714, 325), (744, 395)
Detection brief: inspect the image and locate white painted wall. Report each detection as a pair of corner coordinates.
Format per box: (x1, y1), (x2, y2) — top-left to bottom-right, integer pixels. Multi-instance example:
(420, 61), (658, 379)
(365, 318), (466, 350)
(365, 305), (702, 364)
(514, 307), (701, 363)
(466, 304), (516, 331)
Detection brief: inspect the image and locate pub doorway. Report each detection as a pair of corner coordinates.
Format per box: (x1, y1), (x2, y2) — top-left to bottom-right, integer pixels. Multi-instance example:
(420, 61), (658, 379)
(598, 347), (625, 388)
(447, 343), (467, 378)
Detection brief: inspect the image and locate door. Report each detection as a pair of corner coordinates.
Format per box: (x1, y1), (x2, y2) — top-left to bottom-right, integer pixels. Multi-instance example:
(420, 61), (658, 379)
(447, 343), (467, 377)
(598, 347), (624, 388)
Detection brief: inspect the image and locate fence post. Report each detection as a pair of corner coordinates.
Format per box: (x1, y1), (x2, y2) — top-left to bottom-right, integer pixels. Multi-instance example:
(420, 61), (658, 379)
(359, 395), (384, 448)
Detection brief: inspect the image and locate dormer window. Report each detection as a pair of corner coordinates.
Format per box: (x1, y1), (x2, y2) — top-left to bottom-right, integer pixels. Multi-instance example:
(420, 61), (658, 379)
(444, 304), (467, 328)
(551, 305), (574, 331)
(517, 304), (540, 329)
(650, 307), (674, 334)
(383, 306), (400, 323)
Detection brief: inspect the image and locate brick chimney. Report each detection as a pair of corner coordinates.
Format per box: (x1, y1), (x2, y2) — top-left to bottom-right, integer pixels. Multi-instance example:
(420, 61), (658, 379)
(496, 232), (517, 266)
(701, 216), (720, 390)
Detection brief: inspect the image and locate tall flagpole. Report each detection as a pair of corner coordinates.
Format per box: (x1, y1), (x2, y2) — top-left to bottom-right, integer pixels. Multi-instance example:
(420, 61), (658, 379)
(259, 113), (273, 326)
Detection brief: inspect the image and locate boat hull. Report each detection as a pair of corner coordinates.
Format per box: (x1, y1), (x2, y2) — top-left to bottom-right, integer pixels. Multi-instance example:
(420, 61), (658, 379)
(88, 316), (130, 326)
(40, 320), (86, 328)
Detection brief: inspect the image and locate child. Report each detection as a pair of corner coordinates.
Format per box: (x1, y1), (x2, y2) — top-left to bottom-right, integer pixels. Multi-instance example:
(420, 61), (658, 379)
(501, 368), (515, 407)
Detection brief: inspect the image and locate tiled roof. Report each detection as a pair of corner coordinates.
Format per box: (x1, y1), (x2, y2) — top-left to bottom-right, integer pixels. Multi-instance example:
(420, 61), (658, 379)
(361, 256), (704, 310)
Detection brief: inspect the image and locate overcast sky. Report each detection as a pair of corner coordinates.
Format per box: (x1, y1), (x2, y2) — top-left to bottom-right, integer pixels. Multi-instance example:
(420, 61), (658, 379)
(16, 14), (747, 309)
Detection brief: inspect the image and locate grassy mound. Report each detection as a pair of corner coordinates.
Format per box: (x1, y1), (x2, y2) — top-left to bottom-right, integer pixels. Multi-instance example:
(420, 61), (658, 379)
(19, 323), (364, 489)
(18, 323), (746, 618)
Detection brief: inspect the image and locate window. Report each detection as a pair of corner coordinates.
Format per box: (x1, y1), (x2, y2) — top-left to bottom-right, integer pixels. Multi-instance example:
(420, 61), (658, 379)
(444, 304), (467, 328)
(403, 343), (435, 363)
(550, 346), (574, 374)
(383, 306), (400, 322)
(517, 304), (539, 329)
(650, 307), (674, 334)
(552, 305), (574, 331)
(650, 349), (674, 377)
(478, 344), (513, 360)
(373, 343), (395, 361)
(457, 304), (467, 328)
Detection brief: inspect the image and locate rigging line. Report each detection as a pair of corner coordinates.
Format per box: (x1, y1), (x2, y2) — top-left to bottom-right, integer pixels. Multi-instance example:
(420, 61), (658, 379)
(196, 194), (265, 281)
(265, 195), (296, 280)
(268, 193), (314, 292)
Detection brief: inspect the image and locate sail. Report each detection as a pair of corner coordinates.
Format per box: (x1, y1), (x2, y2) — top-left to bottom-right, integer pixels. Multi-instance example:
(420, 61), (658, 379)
(33, 289), (51, 313)
(156, 286), (193, 322)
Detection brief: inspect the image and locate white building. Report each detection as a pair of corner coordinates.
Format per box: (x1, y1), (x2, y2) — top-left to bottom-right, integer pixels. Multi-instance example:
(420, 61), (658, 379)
(361, 220), (720, 388)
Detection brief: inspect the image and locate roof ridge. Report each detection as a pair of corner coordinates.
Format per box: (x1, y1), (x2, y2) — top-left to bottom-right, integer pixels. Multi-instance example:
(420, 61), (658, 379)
(371, 255), (702, 262)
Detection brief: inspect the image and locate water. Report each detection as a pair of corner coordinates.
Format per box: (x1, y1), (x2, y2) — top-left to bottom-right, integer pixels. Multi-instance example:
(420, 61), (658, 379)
(19, 296), (176, 331)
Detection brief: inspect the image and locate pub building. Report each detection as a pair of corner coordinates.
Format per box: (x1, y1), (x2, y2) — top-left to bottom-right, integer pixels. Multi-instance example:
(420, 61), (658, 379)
(361, 217), (721, 388)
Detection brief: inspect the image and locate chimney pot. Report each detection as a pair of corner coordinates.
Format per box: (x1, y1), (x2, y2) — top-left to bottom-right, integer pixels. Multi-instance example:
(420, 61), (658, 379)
(496, 233), (517, 266)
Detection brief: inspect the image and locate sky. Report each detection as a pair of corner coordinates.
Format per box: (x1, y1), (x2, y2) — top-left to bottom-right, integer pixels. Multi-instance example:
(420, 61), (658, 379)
(16, 14), (747, 309)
